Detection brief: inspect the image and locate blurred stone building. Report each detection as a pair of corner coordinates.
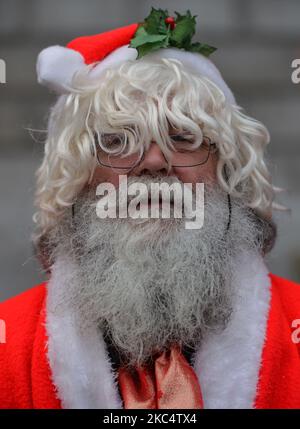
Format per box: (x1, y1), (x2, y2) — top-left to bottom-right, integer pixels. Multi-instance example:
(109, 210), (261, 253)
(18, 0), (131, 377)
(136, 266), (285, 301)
(0, 0), (300, 300)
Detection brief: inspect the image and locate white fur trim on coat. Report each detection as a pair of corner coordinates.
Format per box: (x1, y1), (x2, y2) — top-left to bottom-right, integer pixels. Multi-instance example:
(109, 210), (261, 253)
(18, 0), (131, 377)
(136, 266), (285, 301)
(193, 251), (271, 408)
(46, 250), (270, 409)
(46, 256), (122, 409)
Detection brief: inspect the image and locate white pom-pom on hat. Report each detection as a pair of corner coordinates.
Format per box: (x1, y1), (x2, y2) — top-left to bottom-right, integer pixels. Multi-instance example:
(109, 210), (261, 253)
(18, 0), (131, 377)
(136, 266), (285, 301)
(37, 46), (85, 94)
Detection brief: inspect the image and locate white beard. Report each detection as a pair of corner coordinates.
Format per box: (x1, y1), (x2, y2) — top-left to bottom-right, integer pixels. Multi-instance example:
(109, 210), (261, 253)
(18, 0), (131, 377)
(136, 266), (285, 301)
(47, 176), (266, 367)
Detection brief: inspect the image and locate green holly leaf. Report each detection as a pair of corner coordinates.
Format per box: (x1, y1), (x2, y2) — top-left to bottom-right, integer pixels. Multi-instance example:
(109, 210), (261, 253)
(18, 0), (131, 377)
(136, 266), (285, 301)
(129, 8), (217, 59)
(135, 39), (168, 59)
(130, 26), (167, 49)
(173, 9), (193, 24)
(170, 10), (196, 48)
(144, 7), (169, 35)
(189, 42), (217, 57)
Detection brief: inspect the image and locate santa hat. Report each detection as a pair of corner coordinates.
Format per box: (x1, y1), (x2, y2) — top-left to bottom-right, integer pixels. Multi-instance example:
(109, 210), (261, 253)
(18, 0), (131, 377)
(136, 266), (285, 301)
(36, 11), (235, 104)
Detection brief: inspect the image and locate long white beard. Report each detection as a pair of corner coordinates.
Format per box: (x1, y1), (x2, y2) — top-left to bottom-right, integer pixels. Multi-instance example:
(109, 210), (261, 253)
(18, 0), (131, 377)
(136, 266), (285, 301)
(47, 176), (266, 367)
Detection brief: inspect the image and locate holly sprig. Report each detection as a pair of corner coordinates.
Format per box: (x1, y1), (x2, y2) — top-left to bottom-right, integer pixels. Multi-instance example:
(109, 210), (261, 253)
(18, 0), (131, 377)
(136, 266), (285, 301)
(130, 7), (217, 59)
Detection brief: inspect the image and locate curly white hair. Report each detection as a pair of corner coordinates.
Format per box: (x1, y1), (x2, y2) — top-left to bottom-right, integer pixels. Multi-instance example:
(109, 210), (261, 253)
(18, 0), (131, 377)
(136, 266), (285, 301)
(33, 57), (279, 240)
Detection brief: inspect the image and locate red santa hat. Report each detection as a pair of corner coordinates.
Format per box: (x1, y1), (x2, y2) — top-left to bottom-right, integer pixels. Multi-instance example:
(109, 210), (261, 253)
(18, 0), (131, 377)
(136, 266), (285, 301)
(36, 10), (235, 104)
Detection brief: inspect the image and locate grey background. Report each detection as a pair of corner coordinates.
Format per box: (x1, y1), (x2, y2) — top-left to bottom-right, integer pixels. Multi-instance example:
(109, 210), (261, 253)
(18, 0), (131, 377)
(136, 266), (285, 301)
(0, 0), (299, 301)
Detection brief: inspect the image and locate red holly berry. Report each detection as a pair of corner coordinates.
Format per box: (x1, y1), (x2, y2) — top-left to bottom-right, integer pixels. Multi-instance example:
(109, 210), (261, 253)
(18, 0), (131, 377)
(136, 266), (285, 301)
(165, 16), (176, 30)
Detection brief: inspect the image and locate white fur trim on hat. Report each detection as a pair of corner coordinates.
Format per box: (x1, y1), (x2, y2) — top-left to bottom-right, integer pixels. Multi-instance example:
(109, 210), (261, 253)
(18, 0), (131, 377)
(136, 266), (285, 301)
(37, 44), (235, 104)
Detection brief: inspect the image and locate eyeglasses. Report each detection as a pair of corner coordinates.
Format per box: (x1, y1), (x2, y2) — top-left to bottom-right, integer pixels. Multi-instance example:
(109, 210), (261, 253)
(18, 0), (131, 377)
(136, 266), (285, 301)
(95, 131), (217, 172)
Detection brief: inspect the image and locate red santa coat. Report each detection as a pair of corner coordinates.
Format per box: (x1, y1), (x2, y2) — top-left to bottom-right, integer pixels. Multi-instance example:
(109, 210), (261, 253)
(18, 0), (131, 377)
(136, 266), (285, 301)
(1, 253), (300, 409)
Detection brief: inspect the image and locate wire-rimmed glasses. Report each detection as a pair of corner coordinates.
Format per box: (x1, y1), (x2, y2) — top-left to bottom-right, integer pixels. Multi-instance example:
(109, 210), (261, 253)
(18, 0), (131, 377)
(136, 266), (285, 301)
(95, 131), (217, 172)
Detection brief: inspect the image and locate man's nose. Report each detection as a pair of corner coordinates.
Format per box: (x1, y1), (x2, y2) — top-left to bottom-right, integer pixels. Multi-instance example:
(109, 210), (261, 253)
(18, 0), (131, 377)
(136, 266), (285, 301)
(133, 142), (172, 176)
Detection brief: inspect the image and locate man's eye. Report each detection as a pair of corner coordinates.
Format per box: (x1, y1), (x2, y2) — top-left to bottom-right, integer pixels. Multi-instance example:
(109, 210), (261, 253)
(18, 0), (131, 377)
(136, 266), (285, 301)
(170, 134), (196, 151)
(170, 134), (195, 142)
(101, 134), (125, 148)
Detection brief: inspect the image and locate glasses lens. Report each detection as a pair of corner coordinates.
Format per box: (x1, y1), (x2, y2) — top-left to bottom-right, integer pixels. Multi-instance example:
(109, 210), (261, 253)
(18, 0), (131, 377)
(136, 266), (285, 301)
(96, 133), (141, 169)
(96, 132), (214, 170)
(171, 136), (212, 167)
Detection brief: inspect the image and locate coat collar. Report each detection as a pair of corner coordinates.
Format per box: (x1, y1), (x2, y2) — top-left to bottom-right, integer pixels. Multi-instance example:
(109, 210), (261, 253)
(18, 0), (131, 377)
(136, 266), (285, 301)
(46, 250), (271, 409)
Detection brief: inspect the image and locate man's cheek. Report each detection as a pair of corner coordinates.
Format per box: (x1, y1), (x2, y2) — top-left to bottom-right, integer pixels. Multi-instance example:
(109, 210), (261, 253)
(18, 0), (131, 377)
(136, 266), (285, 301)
(172, 168), (197, 184)
(92, 168), (121, 187)
(174, 160), (218, 185)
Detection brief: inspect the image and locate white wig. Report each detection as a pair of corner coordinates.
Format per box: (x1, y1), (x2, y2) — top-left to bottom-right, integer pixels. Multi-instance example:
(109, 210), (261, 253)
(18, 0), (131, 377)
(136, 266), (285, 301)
(33, 57), (277, 239)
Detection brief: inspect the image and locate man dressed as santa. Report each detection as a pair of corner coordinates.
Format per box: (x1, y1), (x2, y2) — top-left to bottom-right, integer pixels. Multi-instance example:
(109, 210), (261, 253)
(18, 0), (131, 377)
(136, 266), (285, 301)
(1, 8), (300, 409)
